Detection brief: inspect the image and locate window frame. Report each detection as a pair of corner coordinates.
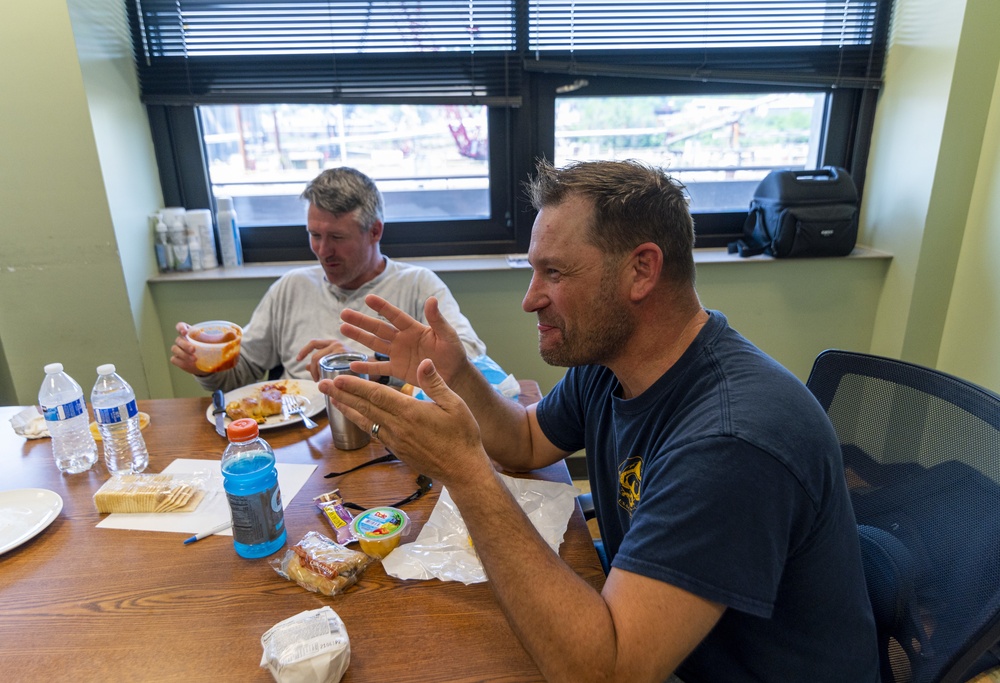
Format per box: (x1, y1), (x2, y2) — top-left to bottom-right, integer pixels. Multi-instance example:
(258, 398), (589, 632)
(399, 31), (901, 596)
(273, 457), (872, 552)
(529, 69), (877, 249)
(137, 1), (889, 260)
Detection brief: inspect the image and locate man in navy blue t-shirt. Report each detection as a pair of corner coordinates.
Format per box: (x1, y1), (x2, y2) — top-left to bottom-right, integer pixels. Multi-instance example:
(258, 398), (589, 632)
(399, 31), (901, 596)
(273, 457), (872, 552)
(321, 159), (879, 682)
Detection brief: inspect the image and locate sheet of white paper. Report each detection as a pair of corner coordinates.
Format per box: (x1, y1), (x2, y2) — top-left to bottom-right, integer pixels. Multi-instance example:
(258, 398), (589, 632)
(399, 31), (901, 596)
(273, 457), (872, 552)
(96, 458), (316, 536)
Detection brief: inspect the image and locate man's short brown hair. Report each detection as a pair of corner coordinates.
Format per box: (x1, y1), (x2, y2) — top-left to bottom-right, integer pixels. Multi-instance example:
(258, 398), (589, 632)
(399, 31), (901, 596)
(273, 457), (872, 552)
(301, 167), (384, 232)
(527, 159), (696, 285)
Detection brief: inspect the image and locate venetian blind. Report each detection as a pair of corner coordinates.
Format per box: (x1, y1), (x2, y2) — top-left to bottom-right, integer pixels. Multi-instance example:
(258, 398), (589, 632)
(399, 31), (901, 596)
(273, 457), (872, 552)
(524, 0), (890, 89)
(128, 0), (520, 105)
(128, 0), (891, 105)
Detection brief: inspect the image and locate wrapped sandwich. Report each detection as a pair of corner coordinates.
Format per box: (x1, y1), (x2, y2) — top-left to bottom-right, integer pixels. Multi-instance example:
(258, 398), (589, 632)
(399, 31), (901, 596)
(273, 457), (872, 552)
(271, 531), (372, 597)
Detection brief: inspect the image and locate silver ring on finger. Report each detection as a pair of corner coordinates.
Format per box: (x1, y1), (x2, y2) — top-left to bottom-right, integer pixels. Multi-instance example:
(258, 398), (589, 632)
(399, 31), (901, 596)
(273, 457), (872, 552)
(370, 422), (381, 440)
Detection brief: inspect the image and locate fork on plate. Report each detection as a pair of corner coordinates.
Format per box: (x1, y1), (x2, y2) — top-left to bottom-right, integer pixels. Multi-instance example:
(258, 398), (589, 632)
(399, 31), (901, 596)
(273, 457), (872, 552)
(282, 394), (318, 429)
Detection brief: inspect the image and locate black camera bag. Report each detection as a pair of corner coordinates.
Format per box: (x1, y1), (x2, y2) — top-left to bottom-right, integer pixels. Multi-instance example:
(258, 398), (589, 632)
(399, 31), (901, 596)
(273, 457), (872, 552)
(728, 166), (859, 258)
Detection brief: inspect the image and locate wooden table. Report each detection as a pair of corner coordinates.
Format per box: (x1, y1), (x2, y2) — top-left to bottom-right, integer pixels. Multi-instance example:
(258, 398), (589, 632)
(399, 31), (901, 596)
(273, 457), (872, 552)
(0, 381), (604, 682)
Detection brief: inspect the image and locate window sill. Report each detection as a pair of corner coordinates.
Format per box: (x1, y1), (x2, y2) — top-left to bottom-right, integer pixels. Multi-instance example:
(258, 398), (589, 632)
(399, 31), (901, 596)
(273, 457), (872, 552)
(148, 246), (891, 283)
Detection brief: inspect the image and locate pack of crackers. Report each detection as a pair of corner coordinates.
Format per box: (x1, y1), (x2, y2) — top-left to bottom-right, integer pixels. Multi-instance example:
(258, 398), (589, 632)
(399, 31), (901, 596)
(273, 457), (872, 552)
(93, 473), (207, 514)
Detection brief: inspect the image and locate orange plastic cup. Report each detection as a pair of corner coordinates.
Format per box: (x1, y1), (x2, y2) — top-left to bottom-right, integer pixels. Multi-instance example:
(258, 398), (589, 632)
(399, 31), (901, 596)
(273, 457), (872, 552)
(187, 320), (243, 374)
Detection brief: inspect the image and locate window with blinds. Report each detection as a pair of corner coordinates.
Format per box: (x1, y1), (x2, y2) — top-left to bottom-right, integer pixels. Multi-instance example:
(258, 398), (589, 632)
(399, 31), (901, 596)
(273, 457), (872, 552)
(129, 0), (521, 104)
(130, 0), (893, 259)
(129, 1), (887, 103)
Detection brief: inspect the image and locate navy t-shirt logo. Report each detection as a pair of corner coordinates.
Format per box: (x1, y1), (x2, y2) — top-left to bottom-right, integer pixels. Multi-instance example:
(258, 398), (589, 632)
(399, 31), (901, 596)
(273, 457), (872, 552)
(618, 455), (643, 517)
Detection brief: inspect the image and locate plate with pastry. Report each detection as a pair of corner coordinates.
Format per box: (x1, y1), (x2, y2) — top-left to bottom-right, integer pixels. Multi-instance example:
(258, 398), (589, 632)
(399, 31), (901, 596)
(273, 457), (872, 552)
(204, 379), (325, 431)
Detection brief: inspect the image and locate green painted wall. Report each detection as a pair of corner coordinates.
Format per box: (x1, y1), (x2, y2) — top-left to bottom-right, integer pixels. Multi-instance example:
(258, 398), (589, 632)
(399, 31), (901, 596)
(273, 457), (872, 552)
(149, 256), (889, 399)
(3, 0), (1000, 407)
(68, 0), (171, 399)
(938, 56), (1000, 388)
(0, 0), (147, 404)
(864, 0), (1000, 389)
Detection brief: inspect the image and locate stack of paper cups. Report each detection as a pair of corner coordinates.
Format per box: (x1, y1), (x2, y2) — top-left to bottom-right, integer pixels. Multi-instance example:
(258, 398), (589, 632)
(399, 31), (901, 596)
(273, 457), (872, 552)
(185, 209), (219, 269)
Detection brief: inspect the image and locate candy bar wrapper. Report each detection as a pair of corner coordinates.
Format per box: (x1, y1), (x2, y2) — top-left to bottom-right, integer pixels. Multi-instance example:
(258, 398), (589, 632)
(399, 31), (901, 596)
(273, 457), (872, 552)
(313, 490), (355, 544)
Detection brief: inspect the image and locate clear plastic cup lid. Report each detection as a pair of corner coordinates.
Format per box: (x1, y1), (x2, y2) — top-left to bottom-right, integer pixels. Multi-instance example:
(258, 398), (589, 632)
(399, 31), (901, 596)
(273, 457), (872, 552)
(350, 507), (408, 540)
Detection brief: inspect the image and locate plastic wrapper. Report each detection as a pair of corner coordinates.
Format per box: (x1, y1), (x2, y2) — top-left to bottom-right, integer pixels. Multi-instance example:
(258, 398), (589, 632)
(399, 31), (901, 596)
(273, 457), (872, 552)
(10, 407), (150, 441)
(271, 531), (373, 597)
(471, 354), (521, 399)
(260, 606), (350, 683)
(381, 473), (579, 585)
(93, 472), (208, 513)
(313, 490), (355, 544)
(408, 355), (519, 401)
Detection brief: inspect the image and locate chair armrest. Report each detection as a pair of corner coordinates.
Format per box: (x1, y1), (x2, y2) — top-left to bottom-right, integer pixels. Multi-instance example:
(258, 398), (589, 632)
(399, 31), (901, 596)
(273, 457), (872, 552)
(578, 491), (595, 520)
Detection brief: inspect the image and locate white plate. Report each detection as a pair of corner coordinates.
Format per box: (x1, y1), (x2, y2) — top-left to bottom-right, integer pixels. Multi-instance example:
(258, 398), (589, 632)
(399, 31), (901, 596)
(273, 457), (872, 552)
(204, 379), (326, 431)
(0, 488), (64, 555)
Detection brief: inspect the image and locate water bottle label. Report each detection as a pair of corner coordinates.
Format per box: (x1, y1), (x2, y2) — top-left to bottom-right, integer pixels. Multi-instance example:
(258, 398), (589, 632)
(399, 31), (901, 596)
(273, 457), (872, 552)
(95, 399), (139, 425)
(42, 397), (87, 422)
(226, 483), (284, 546)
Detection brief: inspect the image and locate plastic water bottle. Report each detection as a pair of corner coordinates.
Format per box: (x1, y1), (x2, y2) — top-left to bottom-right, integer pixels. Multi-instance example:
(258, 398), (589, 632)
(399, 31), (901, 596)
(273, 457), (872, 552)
(38, 363), (98, 474)
(90, 364), (149, 474)
(222, 418), (286, 558)
(154, 217), (171, 272)
(216, 196), (244, 267)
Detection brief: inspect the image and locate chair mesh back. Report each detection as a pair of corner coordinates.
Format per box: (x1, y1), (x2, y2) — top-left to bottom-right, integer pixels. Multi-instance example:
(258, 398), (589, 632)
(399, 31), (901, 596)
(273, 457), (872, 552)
(807, 351), (1000, 683)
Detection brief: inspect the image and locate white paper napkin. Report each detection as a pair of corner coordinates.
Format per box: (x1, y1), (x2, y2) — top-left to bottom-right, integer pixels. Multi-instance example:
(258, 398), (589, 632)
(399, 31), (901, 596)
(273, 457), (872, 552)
(96, 458), (316, 536)
(9, 406), (48, 439)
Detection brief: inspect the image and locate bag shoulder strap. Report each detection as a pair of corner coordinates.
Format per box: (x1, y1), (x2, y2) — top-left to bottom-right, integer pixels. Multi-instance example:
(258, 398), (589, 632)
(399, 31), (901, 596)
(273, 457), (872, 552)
(728, 208), (768, 257)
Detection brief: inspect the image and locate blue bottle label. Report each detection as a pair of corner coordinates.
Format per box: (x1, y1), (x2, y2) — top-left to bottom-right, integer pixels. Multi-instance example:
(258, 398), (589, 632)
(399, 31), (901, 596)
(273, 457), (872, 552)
(42, 397), (87, 422)
(95, 399), (139, 425)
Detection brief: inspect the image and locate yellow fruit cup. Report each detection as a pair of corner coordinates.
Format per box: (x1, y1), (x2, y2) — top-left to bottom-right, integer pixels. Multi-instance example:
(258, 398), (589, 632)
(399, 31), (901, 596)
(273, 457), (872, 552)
(350, 507), (409, 559)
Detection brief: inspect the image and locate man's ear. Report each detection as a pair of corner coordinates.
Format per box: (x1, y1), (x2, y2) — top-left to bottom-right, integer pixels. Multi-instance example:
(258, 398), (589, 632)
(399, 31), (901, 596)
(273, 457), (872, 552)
(369, 220), (384, 243)
(627, 242), (663, 302)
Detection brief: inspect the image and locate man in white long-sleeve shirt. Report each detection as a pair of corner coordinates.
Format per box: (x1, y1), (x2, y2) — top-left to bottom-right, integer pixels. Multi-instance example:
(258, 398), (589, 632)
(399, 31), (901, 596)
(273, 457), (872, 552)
(170, 167), (486, 393)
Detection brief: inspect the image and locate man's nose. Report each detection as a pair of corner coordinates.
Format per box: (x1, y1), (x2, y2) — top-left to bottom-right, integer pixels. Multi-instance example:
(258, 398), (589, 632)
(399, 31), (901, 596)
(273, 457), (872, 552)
(315, 239), (336, 257)
(522, 273), (545, 312)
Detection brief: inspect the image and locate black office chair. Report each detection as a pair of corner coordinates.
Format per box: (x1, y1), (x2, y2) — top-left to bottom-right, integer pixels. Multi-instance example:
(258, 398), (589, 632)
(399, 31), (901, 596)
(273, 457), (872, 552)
(806, 350), (1000, 683)
(577, 492), (608, 574)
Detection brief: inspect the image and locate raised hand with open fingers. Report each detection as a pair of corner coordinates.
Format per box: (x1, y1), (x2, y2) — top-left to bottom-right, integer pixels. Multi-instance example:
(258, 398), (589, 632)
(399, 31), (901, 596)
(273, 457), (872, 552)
(319, 358), (493, 490)
(339, 294), (471, 387)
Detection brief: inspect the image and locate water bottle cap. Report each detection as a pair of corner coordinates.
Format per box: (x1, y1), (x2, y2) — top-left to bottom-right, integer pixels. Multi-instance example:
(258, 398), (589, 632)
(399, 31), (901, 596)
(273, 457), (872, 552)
(216, 196), (234, 211)
(227, 417), (260, 441)
(44, 362), (63, 374)
(96, 364), (116, 375)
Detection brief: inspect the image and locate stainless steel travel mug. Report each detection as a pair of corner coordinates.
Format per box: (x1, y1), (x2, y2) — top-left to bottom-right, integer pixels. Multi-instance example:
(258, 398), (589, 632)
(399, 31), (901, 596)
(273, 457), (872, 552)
(319, 352), (371, 450)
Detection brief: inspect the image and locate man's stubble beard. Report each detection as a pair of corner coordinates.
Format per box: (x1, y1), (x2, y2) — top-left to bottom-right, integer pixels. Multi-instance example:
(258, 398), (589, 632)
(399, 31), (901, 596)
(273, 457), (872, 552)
(539, 269), (635, 368)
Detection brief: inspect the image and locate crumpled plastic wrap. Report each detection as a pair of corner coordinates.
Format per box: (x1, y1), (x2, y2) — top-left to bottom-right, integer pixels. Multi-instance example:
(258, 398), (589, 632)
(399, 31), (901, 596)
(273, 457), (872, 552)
(271, 531), (373, 596)
(381, 472), (579, 585)
(9, 407), (150, 441)
(260, 606), (350, 683)
(93, 472), (209, 514)
(410, 355), (520, 401)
